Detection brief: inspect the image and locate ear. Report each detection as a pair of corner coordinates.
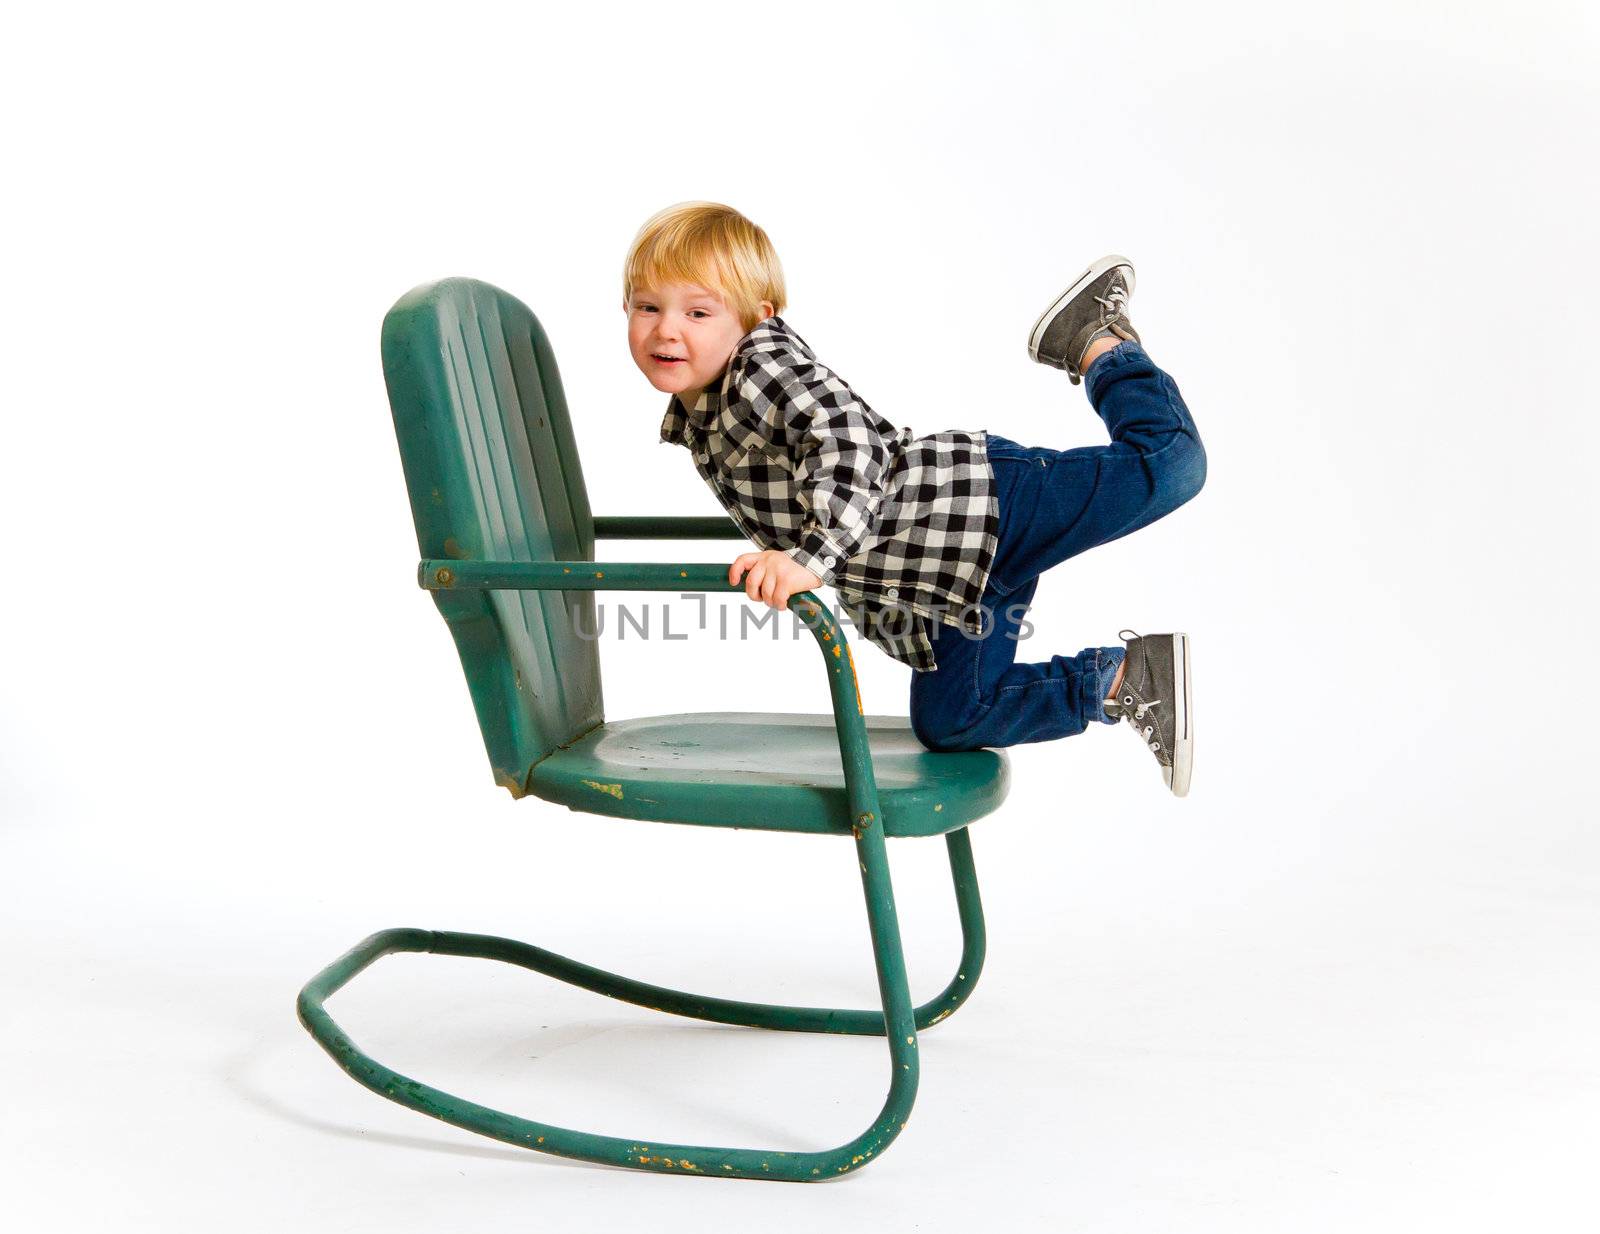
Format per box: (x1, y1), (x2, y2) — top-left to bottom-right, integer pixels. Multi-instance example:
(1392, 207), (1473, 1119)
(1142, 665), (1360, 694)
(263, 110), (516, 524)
(759, 300), (775, 320)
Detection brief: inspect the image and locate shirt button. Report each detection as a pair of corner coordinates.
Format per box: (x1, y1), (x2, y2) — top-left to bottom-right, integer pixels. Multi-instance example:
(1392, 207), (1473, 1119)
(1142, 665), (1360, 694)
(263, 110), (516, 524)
(822, 555), (836, 568)
(885, 587), (899, 599)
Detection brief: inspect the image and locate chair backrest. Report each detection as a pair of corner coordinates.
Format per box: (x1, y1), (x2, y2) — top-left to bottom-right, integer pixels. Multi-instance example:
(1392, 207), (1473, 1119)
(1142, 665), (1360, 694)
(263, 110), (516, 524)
(381, 278), (603, 796)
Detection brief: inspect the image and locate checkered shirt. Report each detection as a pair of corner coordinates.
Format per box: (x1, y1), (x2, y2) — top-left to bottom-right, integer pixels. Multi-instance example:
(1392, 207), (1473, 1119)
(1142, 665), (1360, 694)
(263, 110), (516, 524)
(659, 315), (999, 672)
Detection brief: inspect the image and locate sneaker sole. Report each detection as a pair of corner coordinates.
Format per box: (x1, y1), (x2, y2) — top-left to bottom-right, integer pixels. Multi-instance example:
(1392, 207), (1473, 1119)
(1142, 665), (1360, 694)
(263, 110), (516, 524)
(1166, 632), (1193, 797)
(1027, 254), (1136, 365)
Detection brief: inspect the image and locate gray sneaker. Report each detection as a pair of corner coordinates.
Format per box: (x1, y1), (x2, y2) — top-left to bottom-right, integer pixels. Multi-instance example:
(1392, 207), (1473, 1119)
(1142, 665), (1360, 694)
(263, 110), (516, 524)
(1104, 630), (1193, 796)
(1028, 255), (1141, 384)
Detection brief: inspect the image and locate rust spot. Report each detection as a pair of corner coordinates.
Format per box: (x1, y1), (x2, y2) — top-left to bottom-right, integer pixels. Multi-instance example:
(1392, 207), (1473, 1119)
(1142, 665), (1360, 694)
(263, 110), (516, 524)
(434, 566), (455, 587)
(678, 1160), (697, 1170)
(562, 566), (571, 573)
(679, 570), (688, 577)
(934, 803), (943, 812)
(832, 644), (841, 658)
(594, 570), (605, 579)
(536, 1135), (544, 1144)
(494, 769), (528, 798)
(846, 645), (863, 714)
(443, 536), (466, 558)
(582, 779), (624, 799)
(929, 1008), (952, 1025)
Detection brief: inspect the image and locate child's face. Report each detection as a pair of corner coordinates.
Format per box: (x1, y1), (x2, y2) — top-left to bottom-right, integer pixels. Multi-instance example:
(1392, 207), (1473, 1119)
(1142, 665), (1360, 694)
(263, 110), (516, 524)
(625, 281), (769, 398)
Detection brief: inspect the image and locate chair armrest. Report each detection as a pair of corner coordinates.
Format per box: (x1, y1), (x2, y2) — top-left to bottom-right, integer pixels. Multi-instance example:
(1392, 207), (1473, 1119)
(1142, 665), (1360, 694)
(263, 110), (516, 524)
(419, 560), (740, 592)
(418, 558), (881, 825)
(593, 515), (745, 540)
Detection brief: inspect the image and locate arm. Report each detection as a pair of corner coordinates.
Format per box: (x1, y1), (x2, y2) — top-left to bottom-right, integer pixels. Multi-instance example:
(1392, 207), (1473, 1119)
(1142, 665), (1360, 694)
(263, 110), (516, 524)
(736, 350), (893, 586)
(422, 560), (741, 592)
(418, 557), (875, 747)
(422, 554), (821, 620)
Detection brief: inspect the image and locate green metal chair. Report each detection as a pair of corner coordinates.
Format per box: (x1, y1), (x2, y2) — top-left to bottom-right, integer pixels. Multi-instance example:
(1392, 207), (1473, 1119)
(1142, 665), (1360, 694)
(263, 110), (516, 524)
(296, 277), (1011, 1181)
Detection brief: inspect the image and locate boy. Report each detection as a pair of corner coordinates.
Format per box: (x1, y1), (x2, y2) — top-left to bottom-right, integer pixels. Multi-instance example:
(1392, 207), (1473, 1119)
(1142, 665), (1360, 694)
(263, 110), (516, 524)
(626, 202), (1206, 795)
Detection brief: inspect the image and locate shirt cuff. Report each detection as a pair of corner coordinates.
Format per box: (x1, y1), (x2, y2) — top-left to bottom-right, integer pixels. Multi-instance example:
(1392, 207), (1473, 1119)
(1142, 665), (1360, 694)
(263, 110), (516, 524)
(784, 527), (846, 586)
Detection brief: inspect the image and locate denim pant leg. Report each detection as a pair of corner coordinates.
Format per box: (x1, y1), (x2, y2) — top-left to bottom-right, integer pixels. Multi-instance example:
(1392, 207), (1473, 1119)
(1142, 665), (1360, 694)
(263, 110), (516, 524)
(909, 572), (1126, 750)
(995, 340), (1208, 572)
(908, 342), (1206, 752)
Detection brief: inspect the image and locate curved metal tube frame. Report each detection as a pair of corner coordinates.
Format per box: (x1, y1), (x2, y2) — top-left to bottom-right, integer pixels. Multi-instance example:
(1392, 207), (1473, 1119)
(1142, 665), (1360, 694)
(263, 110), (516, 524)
(299, 567), (989, 1181)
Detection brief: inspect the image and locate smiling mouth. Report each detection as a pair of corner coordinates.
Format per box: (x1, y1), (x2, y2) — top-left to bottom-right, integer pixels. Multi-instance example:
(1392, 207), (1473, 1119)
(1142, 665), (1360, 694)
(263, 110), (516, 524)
(651, 353), (686, 363)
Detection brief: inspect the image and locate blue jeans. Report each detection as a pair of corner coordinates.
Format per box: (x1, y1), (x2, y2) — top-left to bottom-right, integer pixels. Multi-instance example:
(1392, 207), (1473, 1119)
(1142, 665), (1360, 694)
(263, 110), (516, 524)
(908, 342), (1206, 751)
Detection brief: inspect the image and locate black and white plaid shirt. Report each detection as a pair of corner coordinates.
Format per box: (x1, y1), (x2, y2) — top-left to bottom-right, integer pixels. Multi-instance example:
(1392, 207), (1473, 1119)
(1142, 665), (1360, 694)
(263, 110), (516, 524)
(659, 316), (998, 672)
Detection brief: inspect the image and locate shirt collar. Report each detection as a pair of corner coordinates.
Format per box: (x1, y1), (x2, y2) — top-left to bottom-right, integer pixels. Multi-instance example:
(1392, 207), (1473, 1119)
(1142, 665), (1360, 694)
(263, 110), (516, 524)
(740, 314), (809, 358)
(658, 315), (811, 445)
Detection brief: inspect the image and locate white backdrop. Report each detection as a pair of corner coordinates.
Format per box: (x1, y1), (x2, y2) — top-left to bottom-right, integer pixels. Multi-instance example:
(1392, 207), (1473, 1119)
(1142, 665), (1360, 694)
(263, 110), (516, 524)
(4, 2), (1597, 1230)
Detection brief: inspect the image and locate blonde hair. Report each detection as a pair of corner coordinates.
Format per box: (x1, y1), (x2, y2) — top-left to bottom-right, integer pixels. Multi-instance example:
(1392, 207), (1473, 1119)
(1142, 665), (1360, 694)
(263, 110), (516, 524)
(623, 202), (786, 332)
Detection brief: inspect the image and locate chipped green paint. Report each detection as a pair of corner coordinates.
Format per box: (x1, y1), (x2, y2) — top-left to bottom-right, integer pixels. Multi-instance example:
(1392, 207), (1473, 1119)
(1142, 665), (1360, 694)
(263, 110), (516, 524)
(526, 714), (1001, 837)
(845, 645), (864, 714)
(581, 779), (624, 799)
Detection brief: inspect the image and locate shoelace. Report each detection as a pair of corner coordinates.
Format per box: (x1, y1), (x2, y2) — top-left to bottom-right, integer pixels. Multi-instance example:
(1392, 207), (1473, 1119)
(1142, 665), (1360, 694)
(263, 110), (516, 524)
(1111, 693), (1163, 753)
(1110, 628), (1161, 754)
(1094, 283), (1130, 326)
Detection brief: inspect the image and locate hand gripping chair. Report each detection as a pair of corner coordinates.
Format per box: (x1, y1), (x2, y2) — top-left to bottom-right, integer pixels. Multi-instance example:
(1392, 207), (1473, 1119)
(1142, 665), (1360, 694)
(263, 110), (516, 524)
(296, 278), (1011, 1181)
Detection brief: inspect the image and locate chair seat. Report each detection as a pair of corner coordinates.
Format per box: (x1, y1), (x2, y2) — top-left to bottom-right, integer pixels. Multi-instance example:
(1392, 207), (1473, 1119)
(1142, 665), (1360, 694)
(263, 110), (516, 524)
(526, 712), (1009, 837)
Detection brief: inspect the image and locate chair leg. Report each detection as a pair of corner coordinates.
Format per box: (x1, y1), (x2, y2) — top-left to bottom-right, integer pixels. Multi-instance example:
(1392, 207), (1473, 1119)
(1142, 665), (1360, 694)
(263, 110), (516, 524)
(918, 826), (987, 1028)
(296, 825), (983, 1180)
